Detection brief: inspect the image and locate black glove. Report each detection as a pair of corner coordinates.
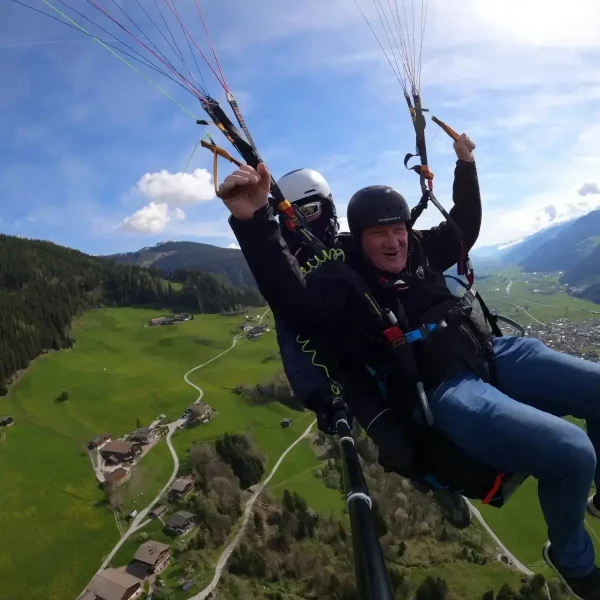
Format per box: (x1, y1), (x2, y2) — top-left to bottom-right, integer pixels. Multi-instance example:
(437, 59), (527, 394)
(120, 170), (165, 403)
(306, 389), (353, 435)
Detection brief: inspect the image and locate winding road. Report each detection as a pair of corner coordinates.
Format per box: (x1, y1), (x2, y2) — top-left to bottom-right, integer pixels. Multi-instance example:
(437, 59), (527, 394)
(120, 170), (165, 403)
(466, 501), (533, 576)
(84, 306), (544, 598)
(82, 310), (271, 594)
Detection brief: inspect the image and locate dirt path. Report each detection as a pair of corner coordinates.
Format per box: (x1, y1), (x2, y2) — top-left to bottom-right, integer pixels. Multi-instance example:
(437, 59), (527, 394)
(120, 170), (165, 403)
(188, 419), (316, 600)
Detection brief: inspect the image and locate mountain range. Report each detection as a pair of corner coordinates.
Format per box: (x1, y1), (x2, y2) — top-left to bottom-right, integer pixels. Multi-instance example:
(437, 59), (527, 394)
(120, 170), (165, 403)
(103, 208), (600, 304)
(103, 241), (256, 289)
(472, 209), (600, 302)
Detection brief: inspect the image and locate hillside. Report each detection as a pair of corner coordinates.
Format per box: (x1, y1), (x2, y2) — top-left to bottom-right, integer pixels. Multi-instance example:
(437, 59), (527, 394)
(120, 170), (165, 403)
(104, 240), (257, 289)
(518, 209), (600, 273)
(560, 243), (600, 287)
(0, 234), (262, 394)
(472, 221), (572, 265)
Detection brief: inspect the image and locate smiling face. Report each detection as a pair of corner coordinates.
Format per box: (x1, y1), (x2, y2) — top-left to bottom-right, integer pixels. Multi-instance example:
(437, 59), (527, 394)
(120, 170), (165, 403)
(361, 222), (409, 273)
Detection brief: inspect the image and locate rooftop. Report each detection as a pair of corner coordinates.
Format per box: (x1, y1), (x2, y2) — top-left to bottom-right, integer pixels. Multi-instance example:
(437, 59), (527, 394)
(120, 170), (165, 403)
(101, 441), (140, 454)
(133, 540), (171, 566)
(87, 568), (140, 600)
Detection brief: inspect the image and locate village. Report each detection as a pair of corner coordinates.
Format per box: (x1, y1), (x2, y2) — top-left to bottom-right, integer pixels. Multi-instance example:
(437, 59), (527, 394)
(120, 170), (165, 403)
(523, 318), (600, 362)
(78, 466), (208, 600)
(79, 401), (216, 599)
(238, 314), (270, 340)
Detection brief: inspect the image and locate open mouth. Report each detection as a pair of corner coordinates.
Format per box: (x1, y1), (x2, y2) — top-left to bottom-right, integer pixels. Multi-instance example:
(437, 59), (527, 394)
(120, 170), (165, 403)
(383, 251), (400, 259)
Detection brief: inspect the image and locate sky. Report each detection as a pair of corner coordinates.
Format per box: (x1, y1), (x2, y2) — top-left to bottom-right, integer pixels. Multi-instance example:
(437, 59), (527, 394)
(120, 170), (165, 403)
(2, 0), (600, 256)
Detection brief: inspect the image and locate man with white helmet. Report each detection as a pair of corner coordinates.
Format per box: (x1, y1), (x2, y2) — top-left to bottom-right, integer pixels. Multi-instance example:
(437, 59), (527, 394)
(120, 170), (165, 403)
(271, 168), (344, 427)
(275, 168), (339, 256)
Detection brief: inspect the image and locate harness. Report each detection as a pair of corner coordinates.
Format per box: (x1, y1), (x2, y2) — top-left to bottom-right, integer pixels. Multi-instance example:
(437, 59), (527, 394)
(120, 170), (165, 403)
(196, 100), (525, 509)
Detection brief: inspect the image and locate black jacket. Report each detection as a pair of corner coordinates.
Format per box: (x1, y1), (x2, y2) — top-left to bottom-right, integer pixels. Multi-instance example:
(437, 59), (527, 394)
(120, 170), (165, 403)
(229, 160), (486, 472)
(230, 159), (481, 338)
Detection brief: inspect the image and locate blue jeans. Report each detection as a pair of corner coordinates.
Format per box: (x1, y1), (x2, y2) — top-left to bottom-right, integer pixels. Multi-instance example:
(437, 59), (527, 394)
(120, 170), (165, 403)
(430, 335), (600, 577)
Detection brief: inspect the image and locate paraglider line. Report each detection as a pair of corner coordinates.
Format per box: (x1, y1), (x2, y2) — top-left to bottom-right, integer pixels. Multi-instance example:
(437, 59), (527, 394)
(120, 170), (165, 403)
(194, 0), (228, 91)
(352, 0), (405, 89)
(41, 0), (187, 91)
(163, 0), (210, 96)
(82, 0), (201, 97)
(37, 0), (201, 120)
(106, 0), (188, 88)
(160, 0), (227, 91)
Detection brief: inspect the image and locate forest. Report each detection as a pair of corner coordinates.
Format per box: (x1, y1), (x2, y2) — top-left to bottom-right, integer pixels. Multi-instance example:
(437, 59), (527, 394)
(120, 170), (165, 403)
(0, 234), (263, 394)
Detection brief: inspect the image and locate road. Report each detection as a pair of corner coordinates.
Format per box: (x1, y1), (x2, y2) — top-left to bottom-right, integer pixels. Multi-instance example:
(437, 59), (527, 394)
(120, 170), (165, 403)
(184, 309), (270, 404)
(466, 500), (533, 576)
(189, 419), (317, 600)
(82, 309), (271, 594)
(93, 419), (183, 575)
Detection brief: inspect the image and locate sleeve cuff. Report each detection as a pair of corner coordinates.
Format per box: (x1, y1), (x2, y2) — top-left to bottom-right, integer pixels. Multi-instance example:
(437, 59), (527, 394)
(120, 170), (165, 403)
(228, 203), (272, 231)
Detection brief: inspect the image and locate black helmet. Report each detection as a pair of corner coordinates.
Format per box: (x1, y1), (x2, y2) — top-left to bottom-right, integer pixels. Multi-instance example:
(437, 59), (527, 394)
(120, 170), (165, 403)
(347, 185), (410, 237)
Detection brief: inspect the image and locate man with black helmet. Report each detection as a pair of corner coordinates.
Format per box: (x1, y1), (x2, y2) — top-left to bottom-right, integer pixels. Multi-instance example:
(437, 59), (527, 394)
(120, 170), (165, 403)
(220, 136), (600, 599)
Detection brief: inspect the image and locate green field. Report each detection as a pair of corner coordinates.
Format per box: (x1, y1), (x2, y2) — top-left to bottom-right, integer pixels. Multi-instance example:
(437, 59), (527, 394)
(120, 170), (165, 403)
(4, 296), (596, 599)
(0, 307), (350, 600)
(0, 307), (283, 600)
(475, 268), (600, 327)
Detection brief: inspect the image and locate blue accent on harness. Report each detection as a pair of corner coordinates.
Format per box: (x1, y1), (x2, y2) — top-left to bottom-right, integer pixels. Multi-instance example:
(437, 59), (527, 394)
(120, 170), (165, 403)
(404, 323), (438, 343)
(365, 322), (438, 398)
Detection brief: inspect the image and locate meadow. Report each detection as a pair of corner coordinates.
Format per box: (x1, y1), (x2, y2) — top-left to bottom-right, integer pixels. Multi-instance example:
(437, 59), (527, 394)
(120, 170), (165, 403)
(0, 307), (282, 600)
(3, 290), (593, 599)
(0, 307), (346, 600)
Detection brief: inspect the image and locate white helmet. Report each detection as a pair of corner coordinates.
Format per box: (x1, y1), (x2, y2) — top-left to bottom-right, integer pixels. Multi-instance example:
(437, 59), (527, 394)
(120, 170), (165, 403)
(276, 168), (332, 204)
(276, 168), (338, 246)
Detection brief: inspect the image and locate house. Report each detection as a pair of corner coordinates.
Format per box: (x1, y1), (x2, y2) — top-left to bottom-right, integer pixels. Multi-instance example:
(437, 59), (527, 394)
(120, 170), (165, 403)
(174, 313), (191, 321)
(165, 510), (195, 535)
(149, 504), (168, 520)
(281, 418), (293, 428)
(100, 441), (142, 464)
(0, 416), (14, 427)
(132, 540), (171, 574)
(84, 567), (142, 600)
(104, 468), (131, 487)
(130, 427), (159, 445)
(148, 317), (168, 326)
(169, 475), (195, 499)
(88, 434), (111, 450)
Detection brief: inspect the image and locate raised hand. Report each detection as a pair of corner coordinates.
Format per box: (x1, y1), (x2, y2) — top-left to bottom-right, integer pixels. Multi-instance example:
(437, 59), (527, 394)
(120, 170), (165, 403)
(219, 163), (271, 220)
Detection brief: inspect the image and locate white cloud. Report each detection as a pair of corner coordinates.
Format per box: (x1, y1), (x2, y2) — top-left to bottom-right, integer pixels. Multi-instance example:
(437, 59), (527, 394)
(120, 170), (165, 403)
(118, 202), (169, 234)
(118, 169), (216, 235)
(228, 242), (240, 249)
(135, 169), (215, 207)
(477, 185), (600, 247)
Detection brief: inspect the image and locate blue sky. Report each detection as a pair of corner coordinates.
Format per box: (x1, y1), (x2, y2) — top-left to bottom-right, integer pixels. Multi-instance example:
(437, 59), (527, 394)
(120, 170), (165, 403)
(2, 0), (600, 255)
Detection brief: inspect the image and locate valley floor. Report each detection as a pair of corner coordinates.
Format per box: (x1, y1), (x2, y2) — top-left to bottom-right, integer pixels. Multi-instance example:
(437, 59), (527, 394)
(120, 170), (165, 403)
(2, 295), (590, 599)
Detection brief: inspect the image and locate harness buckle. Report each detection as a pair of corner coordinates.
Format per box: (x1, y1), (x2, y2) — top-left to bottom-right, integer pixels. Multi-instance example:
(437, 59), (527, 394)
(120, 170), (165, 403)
(383, 325), (405, 347)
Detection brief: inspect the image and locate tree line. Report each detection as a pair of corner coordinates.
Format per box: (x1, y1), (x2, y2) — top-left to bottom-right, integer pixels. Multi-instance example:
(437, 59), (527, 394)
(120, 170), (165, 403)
(0, 234), (263, 394)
